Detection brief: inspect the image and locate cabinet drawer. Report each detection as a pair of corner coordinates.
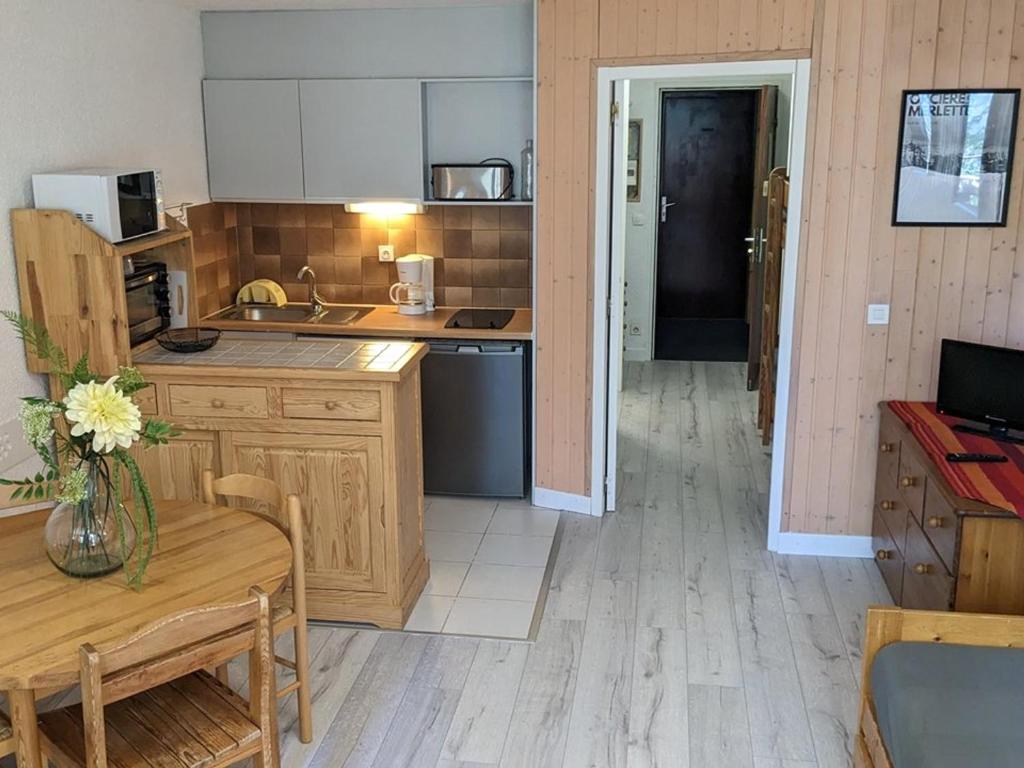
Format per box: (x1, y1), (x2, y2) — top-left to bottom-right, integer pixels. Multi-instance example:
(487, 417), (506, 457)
(168, 385), (269, 419)
(136, 385), (158, 415)
(921, 484), (958, 571)
(878, 418), (901, 482)
(874, 470), (908, 554)
(872, 510), (905, 603)
(897, 449), (927, 524)
(902, 520), (953, 611)
(281, 387), (381, 422)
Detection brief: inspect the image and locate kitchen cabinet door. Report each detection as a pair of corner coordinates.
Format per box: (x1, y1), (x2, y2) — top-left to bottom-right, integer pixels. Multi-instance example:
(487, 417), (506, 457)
(220, 432), (387, 594)
(133, 430), (220, 502)
(203, 79), (305, 200)
(300, 79), (423, 200)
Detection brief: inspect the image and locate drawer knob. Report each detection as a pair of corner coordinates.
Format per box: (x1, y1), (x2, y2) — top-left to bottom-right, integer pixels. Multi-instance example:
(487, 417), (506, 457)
(927, 515), (944, 529)
(880, 500), (895, 511)
(876, 549), (891, 561)
(900, 476), (916, 488)
(880, 442), (894, 453)
(211, 399), (225, 409)
(325, 401), (338, 411)
(913, 563), (932, 575)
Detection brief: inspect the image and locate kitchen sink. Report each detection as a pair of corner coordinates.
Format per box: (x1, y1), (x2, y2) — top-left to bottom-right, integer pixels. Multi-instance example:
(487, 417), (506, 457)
(210, 303), (370, 326)
(213, 304), (316, 322)
(310, 306), (372, 325)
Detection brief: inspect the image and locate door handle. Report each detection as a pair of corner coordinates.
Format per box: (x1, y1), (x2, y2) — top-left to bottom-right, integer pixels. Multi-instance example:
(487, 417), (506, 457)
(660, 196), (677, 223)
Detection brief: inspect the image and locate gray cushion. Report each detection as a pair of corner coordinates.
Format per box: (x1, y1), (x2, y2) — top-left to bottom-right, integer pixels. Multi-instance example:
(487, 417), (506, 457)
(871, 642), (1024, 767)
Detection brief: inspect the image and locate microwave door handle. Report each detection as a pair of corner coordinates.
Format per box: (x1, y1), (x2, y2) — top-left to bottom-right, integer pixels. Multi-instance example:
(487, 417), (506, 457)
(176, 285), (185, 315)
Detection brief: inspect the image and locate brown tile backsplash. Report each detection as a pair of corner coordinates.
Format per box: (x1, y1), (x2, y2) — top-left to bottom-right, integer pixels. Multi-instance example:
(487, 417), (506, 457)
(187, 202), (532, 313)
(227, 203), (533, 309)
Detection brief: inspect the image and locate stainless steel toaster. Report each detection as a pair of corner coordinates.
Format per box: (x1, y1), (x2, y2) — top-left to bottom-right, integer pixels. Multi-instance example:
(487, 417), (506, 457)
(431, 161), (514, 201)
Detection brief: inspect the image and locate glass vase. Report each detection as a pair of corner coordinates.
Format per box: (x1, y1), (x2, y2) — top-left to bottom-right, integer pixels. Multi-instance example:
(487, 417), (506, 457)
(44, 458), (136, 578)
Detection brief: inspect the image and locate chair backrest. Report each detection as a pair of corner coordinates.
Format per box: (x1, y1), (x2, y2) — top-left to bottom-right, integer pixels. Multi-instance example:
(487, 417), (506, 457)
(201, 470), (307, 626)
(0, 710), (12, 758)
(79, 587), (275, 768)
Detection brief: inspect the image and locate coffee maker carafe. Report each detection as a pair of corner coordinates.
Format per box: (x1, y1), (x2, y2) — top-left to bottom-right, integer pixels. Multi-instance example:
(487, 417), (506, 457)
(389, 254), (435, 315)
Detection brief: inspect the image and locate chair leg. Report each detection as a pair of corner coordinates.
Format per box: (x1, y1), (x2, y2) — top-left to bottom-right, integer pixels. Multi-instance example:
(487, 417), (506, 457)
(215, 663), (231, 687)
(293, 623), (313, 744)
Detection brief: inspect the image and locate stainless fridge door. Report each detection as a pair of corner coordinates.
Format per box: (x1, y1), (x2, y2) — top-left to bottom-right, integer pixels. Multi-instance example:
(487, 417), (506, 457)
(421, 341), (527, 497)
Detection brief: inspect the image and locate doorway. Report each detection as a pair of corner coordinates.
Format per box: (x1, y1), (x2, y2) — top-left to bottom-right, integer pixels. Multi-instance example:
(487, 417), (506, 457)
(591, 59), (811, 557)
(654, 89), (764, 363)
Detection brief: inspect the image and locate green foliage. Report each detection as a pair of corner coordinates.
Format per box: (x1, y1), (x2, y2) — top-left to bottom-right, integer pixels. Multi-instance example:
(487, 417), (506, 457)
(70, 354), (93, 386)
(0, 468), (58, 501)
(140, 419), (180, 448)
(1, 310), (71, 384)
(114, 366), (148, 395)
(112, 449), (158, 589)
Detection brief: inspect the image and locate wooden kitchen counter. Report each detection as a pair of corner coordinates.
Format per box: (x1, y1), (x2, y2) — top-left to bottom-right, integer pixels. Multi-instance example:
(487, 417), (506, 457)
(199, 305), (533, 341)
(132, 338), (429, 629)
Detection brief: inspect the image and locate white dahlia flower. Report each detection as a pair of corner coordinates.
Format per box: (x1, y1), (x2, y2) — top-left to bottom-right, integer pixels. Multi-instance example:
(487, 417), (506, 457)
(64, 376), (142, 454)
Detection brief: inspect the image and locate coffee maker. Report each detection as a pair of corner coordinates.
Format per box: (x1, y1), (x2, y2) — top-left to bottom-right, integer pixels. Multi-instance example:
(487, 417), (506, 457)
(389, 254), (435, 315)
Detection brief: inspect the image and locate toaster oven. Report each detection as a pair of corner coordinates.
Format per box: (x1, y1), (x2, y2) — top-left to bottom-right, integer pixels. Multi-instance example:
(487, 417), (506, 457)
(431, 160), (514, 201)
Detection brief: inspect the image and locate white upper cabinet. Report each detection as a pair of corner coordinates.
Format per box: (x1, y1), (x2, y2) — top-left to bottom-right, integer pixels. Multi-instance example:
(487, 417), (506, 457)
(203, 80), (305, 201)
(300, 79), (423, 201)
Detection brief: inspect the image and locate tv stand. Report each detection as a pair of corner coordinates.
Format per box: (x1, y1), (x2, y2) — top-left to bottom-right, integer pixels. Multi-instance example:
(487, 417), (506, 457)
(952, 422), (1024, 446)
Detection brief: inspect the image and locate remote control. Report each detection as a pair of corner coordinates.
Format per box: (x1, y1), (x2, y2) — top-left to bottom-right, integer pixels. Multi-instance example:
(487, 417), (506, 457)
(945, 452), (1008, 463)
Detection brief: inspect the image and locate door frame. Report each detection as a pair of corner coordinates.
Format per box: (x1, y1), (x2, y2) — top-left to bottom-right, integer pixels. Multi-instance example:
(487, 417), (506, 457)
(590, 58), (811, 554)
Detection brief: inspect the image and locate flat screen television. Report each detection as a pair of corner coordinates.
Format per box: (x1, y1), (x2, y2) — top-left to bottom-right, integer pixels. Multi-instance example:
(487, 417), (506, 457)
(936, 338), (1024, 444)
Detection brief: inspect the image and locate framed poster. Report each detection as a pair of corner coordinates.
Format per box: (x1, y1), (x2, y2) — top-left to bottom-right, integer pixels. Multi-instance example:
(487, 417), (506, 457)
(627, 119), (642, 202)
(893, 89), (1020, 226)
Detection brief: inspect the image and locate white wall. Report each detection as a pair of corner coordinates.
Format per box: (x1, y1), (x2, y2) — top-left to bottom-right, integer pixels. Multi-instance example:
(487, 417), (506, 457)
(623, 75), (792, 361)
(0, 0), (208, 478)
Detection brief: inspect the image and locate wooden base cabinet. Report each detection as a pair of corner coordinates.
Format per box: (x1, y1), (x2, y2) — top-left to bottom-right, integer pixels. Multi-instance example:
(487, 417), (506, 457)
(134, 365), (429, 629)
(872, 405), (1024, 614)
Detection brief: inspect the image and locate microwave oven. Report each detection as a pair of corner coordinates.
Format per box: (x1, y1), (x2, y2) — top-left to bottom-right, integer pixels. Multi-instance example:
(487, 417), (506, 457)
(32, 168), (165, 243)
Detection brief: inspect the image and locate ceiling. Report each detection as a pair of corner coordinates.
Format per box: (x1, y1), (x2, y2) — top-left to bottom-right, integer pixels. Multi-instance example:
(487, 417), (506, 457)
(173, 0), (528, 9)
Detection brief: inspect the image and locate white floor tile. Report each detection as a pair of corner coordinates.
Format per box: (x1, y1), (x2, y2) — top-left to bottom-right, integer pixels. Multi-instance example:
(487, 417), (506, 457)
(424, 531), (483, 562)
(442, 596), (536, 639)
(424, 561), (471, 597)
(488, 504), (561, 536)
(459, 563), (546, 602)
(475, 533), (554, 567)
(404, 595), (455, 633)
(424, 497), (497, 533)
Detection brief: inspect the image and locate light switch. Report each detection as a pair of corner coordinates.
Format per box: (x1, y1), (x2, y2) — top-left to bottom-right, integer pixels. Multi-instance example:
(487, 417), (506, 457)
(867, 304), (890, 325)
(631, 213), (646, 226)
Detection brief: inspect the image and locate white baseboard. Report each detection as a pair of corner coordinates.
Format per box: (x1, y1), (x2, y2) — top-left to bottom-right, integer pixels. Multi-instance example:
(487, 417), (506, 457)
(532, 487), (594, 516)
(771, 532), (874, 558)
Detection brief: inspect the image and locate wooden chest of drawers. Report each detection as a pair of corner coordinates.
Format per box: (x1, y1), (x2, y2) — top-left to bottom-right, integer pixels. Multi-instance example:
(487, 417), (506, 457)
(873, 405), (1024, 614)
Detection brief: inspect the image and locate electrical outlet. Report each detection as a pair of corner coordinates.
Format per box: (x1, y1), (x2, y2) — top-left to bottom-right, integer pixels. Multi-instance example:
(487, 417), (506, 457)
(378, 245), (395, 262)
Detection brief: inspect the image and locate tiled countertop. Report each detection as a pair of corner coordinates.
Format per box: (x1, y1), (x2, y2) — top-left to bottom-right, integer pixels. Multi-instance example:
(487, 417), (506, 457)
(134, 338), (426, 378)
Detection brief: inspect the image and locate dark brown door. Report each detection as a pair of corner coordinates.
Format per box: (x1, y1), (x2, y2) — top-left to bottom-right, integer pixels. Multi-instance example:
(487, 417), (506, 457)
(654, 90), (758, 361)
(758, 168), (788, 444)
(745, 86), (779, 389)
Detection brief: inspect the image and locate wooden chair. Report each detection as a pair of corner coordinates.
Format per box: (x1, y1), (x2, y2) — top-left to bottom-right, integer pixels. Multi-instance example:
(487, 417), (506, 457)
(202, 470), (312, 744)
(37, 587), (278, 768)
(856, 606), (1024, 767)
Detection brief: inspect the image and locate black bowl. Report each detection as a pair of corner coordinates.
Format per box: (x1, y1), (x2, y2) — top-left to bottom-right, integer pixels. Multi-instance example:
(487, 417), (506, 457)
(155, 328), (221, 353)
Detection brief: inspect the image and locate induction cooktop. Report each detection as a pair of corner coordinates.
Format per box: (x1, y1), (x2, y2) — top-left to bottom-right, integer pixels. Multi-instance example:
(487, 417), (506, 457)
(444, 308), (514, 330)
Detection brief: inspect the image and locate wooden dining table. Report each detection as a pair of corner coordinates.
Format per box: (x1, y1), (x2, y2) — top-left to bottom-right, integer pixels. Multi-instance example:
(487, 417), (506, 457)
(0, 499), (293, 768)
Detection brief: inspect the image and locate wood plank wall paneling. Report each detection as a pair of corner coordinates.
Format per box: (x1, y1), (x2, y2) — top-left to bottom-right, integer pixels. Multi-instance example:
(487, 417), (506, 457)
(536, 0), (1024, 536)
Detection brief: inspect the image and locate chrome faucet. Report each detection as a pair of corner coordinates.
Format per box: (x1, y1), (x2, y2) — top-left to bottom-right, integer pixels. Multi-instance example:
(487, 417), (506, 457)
(297, 266), (326, 315)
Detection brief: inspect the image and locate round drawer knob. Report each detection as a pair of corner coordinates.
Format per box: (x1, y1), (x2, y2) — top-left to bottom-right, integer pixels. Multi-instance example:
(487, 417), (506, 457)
(900, 476), (916, 488)
(880, 442), (894, 453)
(876, 549), (891, 561)
(211, 399), (224, 409)
(880, 500), (895, 511)
(324, 401), (338, 411)
(927, 516), (944, 529)
(913, 563), (932, 575)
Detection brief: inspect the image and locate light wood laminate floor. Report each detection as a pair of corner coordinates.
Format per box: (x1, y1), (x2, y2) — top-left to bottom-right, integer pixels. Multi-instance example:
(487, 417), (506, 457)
(5, 362), (890, 768)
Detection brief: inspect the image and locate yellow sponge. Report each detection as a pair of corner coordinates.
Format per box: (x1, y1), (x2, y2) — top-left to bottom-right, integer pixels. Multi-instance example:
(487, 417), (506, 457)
(237, 279), (287, 306)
